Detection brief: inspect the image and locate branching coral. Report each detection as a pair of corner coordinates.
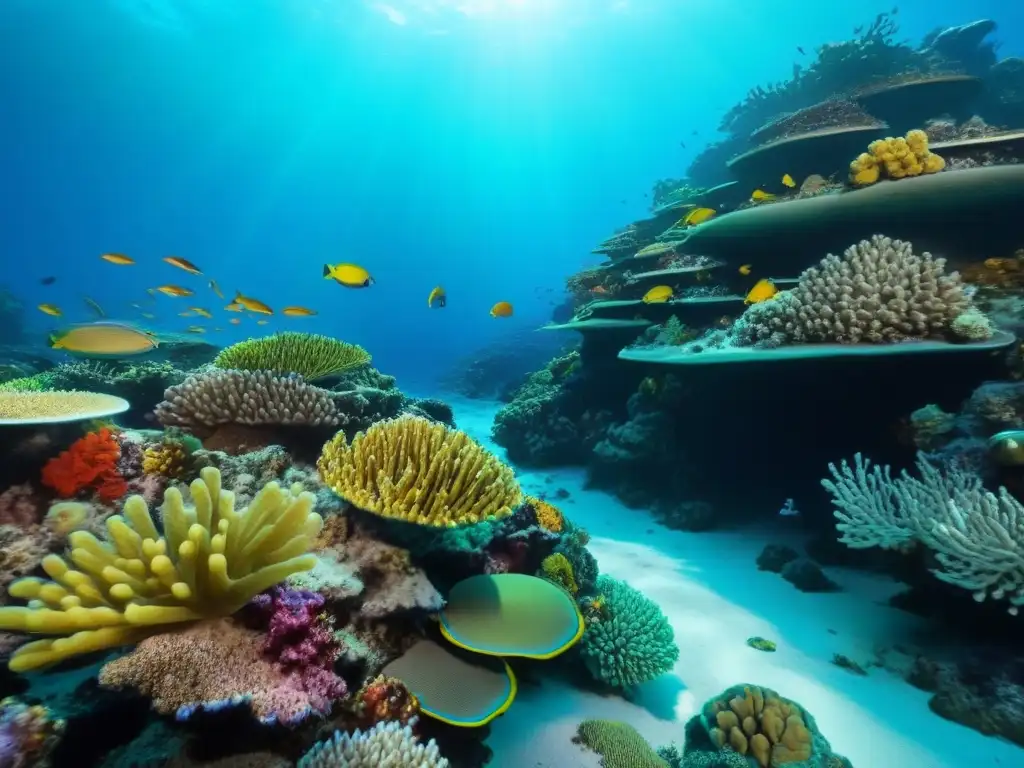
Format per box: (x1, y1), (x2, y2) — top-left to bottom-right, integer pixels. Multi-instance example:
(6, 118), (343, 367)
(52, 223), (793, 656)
(319, 415), (521, 527)
(0, 466), (322, 671)
(155, 370), (343, 430)
(849, 128), (946, 185)
(579, 575), (678, 689)
(733, 235), (980, 346)
(214, 332), (371, 381)
(41, 428), (127, 503)
(299, 719), (448, 767)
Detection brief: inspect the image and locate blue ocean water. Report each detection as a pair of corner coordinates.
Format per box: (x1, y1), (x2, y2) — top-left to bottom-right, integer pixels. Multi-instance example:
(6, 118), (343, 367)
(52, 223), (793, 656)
(1, 0), (1019, 390)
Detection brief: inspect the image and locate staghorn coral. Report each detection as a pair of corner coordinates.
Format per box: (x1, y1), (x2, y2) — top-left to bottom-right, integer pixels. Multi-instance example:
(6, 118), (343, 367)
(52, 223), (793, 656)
(0, 466), (322, 671)
(300, 719), (448, 767)
(580, 575), (678, 689)
(539, 552), (578, 595)
(41, 428), (127, 503)
(734, 235), (979, 346)
(214, 332), (371, 381)
(574, 719), (668, 768)
(849, 129), (945, 185)
(156, 370), (343, 430)
(99, 617), (341, 725)
(319, 415), (521, 527)
(0, 391), (127, 423)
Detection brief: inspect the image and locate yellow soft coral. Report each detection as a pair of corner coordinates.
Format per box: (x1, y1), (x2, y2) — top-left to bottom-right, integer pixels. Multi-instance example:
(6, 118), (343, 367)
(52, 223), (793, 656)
(142, 441), (188, 479)
(540, 553), (578, 595)
(0, 467), (322, 672)
(318, 415), (521, 527)
(529, 497), (564, 533)
(707, 686), (812, 767)
(850, 129), (944, 187)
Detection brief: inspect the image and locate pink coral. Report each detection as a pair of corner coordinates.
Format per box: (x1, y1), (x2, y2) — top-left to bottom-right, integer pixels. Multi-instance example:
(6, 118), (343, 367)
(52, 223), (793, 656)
(98, 619), (343, 725)
(0, 485), (42, 528)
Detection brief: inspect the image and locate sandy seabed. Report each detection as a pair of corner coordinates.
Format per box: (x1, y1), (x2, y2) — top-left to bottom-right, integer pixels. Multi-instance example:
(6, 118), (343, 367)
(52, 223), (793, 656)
(436, 396), (1023, 768)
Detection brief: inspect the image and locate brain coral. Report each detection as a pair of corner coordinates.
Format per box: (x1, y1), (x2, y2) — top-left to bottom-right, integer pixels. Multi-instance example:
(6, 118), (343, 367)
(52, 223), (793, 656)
(733, 234), (981, 346)
(579, 575), (678, 689)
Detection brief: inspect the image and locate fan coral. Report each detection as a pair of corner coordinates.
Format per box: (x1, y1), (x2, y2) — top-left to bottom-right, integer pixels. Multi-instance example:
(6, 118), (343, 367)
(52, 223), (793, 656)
(319, 415), (521, 527)
(299, 719), (448, 768)
(214, 332), (371, 381)
(733, 235), (979, 346)
(99, 618), (340, 725)
(579, 575), (678, 689)
(849, 128), (945, 185)
(41, 428), (127, 503)
(155, 370), (343, 430)
(0, 466), (322, 671)
(539, 553), (578, 595)
(0, 391), (128, 423)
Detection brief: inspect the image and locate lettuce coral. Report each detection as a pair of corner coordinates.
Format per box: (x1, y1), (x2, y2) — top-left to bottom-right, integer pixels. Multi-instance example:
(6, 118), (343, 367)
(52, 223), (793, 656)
(579, 575), (678, 689)
(0, 466), (322, 671)
(40, 428), (127, 503)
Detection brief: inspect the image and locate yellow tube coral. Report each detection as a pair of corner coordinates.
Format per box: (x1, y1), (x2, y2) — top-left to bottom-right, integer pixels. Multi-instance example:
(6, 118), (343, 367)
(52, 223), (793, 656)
(0, 467), (322, 672)
(318, 415), (521, 527)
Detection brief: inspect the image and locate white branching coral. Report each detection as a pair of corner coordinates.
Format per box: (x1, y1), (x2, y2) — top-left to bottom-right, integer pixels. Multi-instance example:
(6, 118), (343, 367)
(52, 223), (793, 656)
(299, 719), (448, 767)
(823, 453), (1024, 614)
(734, 235), (984, 346)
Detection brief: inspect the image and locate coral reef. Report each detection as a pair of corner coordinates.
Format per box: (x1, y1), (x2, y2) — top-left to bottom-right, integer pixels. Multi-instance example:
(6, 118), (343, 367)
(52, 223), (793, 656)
(213, 332), (371, 381)
(579, 575), (678, 689)
(734, 235), (979, 346)
(42, 360), (186, 422)
(0, 467), (322, 670)
(0, 696), (64, 767)
(319, 415), (521, 527)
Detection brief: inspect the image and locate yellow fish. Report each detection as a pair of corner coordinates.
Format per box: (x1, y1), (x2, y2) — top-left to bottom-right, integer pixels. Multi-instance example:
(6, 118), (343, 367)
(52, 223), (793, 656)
(37, 303), (61, 317)
(323, 262), (374, 288)
(428, 285), (446, 309)
(163, 256), (202, 275)
(490, 301), (513, 318)
(189, 307), (213, 319)
(739, 264), (753, 276)
(256, 319), (269, 326)
(782, 173), (796, 188)
(49, 322), (158, 357)
(745, 278), (778, 304)
(155, 285), (194, 297)
(229, 318), (242, 325)
(642, 285), (673, 304)
(224, 302), (243, 312)
(680, 207), (717, 227)
(101, 253), (134, 265)
(178, 311), (196, 318)
(282, 306), (317, 317)
(209, 279), (225, 299)
(751, 189), (776, 202)
(185, 326), (207, 334)
(233, 291), (273, 315)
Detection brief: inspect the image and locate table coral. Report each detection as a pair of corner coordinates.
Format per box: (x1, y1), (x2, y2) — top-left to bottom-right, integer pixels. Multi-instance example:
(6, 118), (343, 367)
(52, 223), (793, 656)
(213, 332), (371, 381)
(0, 466), (322, 671)
(40, 428), (127, 503)
(0, 391), (128, 424)
(99, 618), (341, 725)
(319, 415), (521, 527)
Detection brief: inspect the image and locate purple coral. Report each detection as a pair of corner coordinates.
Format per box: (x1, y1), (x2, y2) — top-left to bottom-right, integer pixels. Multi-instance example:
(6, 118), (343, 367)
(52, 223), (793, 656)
(249, 587), (347, 712)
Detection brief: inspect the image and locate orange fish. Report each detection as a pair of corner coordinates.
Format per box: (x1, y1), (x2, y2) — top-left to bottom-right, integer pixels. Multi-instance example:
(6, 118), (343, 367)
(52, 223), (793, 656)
(163, 256), (202, 275)
(490, 301), (513, 318)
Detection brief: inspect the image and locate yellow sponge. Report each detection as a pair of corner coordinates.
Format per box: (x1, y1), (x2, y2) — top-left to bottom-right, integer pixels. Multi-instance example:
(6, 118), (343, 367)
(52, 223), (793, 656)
(0, 467), (323, 671)
(849, 129), (945, 187)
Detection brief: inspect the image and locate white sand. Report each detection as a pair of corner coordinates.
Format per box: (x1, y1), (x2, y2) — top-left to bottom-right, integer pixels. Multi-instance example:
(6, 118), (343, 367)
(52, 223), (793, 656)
(442, 396), (1023, 768)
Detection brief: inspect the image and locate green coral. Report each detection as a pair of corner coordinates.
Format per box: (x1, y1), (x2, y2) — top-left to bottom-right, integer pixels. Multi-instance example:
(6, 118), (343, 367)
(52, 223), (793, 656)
(575, 720), (668, 768)
(655, 316), (693, 346)
(214, 332), (371, 381)
(539, 553), (578, 595)
(580, 575), (678, 689)
(0, 374), (52, 392)
(45, 361), (186, 408)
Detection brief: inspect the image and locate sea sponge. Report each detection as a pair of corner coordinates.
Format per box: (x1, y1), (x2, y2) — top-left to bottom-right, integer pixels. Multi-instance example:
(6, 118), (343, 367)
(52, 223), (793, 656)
(213, 332), (371, 381)
(579, 575), (678, 689)
(41, 428), (127, 503)
(849, 129), (945, 186)
(539, 553), (578, 595)
(318, 415), (521, 527)
(0, 466), (322, 672)
(299, 719), (448, 767)
(0, 391), (128, 424)
(733, 234), (979, 346)
(155, 370), (343, 430)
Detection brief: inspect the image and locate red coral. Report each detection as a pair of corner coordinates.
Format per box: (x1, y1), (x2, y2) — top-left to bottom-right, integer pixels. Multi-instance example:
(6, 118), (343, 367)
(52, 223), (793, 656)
(40, 429), (127, 503)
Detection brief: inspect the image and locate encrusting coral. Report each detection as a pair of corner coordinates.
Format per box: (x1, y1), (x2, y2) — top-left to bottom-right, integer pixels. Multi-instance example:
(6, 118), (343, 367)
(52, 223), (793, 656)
(156, 370), (343, 430)
(733, 235), (983, 346)
(849, 128), (946, 185)
(319, 415), (521, 527)
(0, 466), (322, 671)
(213, 332), (371, 381)
(299, 718), (448, 767)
